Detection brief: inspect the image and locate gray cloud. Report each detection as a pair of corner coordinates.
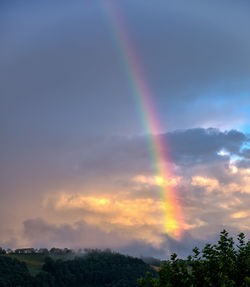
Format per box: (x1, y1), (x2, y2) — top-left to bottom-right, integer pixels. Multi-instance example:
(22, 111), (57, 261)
(22, 218), (246, 259)
(21, 218), (171, 258)
(166, 128), (247, 165)
(1, 128), (250, 257)
(22, 218), (208, 259)
(1, 0), (250, 149)
(23, 218), (140, 250)
(76, 128), (248, 177)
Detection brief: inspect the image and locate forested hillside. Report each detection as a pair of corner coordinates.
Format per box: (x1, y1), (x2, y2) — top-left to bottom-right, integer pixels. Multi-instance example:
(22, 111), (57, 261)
(0, 256), (33, 287)
(0, 249), (156, 287)
(2, 230), (249, 287)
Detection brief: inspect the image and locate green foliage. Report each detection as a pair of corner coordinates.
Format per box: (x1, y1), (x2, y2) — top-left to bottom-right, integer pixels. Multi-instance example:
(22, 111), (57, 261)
(2, 254), (49, 276)
(138, 230), (250, 287)
(2, 252), (76, 276)
(0, 249), (155, 286)
(0, 256), (33, 287)
(41, 249), (156, 287)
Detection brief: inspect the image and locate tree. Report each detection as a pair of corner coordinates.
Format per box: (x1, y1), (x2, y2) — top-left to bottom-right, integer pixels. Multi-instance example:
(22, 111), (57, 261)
(35, 271), (55, 287)
(40, 249), (156, 287)
(0, 256), (33, 286)
(38, 248), (50, 255)
(138, 230), (250, 287)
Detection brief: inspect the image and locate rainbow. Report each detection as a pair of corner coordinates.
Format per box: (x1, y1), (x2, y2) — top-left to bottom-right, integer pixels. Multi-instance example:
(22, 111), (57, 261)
(103, 1), (184, 240)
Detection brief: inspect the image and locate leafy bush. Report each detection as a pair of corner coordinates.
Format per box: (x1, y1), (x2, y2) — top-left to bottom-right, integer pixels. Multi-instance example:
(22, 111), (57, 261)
(138, 230), (250, 287)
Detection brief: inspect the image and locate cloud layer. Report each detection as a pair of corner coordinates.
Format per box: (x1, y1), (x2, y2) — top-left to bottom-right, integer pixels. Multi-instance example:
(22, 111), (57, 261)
(1, 128), (250, 258)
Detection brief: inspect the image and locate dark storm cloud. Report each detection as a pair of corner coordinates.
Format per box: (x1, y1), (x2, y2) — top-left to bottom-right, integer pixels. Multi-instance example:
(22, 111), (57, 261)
(76, 128), (248, 177)
(237, 159), (250, 169)
(166, 128), (247, 165)
(240, 148), (250, 159)
(1, 0), (250, 150)
(2, 127), (243, 199)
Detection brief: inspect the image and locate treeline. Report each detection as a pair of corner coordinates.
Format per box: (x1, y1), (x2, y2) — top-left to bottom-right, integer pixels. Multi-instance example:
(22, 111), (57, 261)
(0, 249), (156, 287)
(0, 247), (74, 256)
(138, 230), (250, 287)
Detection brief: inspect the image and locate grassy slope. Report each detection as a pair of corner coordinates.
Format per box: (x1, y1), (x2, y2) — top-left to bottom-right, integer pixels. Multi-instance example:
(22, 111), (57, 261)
(1, 254), (46, 275)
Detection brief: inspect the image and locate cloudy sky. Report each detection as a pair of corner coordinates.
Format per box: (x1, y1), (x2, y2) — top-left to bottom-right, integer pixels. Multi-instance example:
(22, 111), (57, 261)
(1, 0), (250, 258)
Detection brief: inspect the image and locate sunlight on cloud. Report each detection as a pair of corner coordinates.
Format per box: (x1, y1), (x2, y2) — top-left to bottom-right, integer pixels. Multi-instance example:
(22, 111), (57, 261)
(191, 167), (250, 194)
(45, 192), (165, 246)
(191, 176), (219, 192)
(229, 165), (238, 174)
(217, 149), (243, 174)
(231, 211), (249, 219)
(39, 159), (250, 249)
(55, 194), (112, 212)
(183, 219), (207, 230)
(219, 198), (242, 210)
(217, 149), (230, 157)
(132, 174), (180, 187)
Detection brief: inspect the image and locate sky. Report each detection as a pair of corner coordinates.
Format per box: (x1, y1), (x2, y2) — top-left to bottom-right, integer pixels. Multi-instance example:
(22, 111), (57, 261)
(1, 0), (250, 258)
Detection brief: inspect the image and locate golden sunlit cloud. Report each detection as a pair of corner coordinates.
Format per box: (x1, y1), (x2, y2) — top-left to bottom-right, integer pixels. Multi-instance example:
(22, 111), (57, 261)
(39, 164), (250, 249)
(45, 192), (165, 246)
(229, 165), (238, 174)
(191, 176), (219, 192)
(231, 211), (249, 219)
(191, 173), (250, 194)
(132, 174), (180, 187)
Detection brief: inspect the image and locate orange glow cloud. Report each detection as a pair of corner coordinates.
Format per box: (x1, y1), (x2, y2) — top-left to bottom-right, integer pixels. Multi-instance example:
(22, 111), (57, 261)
(231, 211), (249, 219)
(132, 174), (180, 187)
(45, 192), (165, 246)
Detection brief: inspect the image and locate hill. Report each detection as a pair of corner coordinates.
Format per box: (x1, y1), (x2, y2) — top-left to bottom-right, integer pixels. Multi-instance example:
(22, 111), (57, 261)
(0, 249), (157, 287)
